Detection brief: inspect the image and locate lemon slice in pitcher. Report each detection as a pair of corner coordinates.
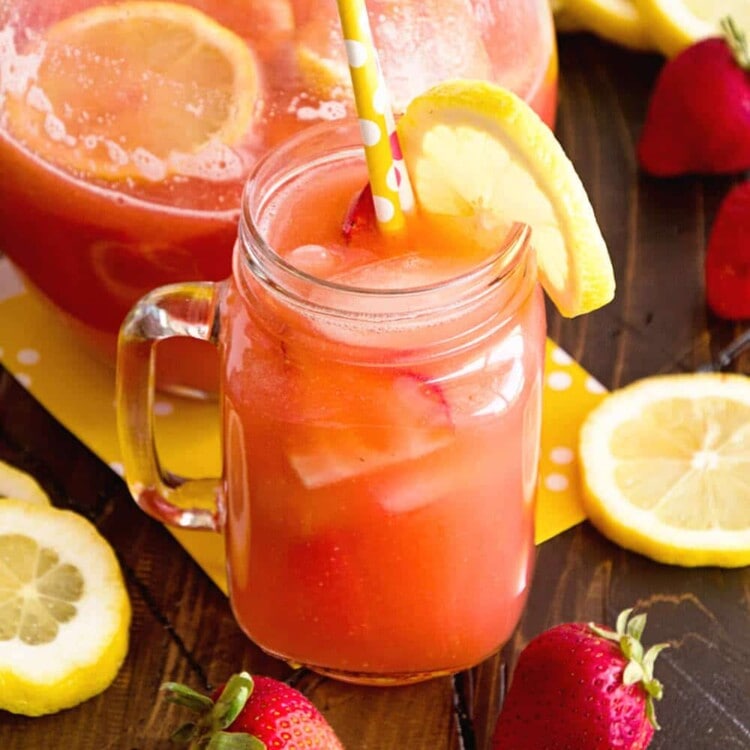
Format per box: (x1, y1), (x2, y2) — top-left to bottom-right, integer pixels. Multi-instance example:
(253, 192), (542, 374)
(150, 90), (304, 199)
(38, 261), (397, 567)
(0, 460), (50, 506)
(0, 499), (131, 716)
(5, 1), (259, 180)
(397, 80), (615, 318)
(579, 373), (750, 567)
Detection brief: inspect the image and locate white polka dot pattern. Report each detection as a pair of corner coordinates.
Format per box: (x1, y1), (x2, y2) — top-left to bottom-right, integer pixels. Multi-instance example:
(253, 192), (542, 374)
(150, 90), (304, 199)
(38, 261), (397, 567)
(344, 39), (367, 67)
(550, 446), (574, 465)
(547, 371), (573, 390)
(373, 195), (395, 223)
(586, 376), (607, 394)
(534, 341), (610, 543)
(358, 118), (381, 146)
(154, 400), (174, 417)
(17, 348), (40, 366)
(372, 84), (387, 115)
(551, 346), (573, 365)
(335, 0), (414, 232)
(545, 473), (569, 492)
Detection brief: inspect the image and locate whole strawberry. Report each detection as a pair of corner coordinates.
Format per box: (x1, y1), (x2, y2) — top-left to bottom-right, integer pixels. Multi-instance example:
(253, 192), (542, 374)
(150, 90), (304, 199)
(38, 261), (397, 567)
(161, 671), (345, 749)
(638, 17), (750, 176)
(705, 181), (750, 320)
(492, 608), (668, 750)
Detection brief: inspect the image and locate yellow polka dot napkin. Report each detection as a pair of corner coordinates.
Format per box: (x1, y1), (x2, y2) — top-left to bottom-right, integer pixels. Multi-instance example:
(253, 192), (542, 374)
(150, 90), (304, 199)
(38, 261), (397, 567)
(0, 260), (607, 593)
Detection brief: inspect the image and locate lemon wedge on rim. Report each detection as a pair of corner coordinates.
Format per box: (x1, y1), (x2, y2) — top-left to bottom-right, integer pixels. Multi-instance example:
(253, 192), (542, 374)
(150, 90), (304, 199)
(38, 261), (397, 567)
(559, 0), (654, 50)
(634, 0), (750, 56)
(0, 499), (131, 715)
(5, 1), (259, 181)
(579, 373), (750, 567)
(397, 80), (615, 318)
(0, 460), (50, 506)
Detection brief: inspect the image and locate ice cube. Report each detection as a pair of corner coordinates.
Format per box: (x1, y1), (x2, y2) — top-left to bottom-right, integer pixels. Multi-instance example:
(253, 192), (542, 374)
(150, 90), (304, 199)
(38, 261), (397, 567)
(287, 371), (454, 489)
(284, 243), (346, 279)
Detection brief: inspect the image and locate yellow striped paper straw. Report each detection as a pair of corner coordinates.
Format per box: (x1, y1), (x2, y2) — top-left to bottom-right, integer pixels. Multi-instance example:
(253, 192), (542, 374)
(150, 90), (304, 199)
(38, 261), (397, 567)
(336, 0), (414, 234)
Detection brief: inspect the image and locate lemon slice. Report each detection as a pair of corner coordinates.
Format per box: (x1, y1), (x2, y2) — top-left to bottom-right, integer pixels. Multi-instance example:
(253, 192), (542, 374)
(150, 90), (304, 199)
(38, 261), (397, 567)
(0, 499), (131, 715)
(579, 373), (750, 568)
(560, 2), (652, 48)
(5, 1), (259, 180)
(560, 0), (654, 50)
(396, 80), (615, 318)
(0, 460), (49, 506)
(634, 0), (750, 56)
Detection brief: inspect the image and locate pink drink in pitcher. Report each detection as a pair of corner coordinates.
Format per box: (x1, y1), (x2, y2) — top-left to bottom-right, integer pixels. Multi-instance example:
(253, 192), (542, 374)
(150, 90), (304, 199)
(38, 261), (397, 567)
(0, 0), (556, 393)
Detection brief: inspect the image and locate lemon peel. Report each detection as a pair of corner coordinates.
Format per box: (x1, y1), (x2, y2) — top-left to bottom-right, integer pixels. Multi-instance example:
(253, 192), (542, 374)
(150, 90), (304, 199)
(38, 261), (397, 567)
(561, 0), (654, 50)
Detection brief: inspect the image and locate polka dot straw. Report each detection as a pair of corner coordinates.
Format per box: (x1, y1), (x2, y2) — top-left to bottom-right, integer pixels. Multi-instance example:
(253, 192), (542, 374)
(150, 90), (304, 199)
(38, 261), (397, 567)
(336, 0), (414, 233)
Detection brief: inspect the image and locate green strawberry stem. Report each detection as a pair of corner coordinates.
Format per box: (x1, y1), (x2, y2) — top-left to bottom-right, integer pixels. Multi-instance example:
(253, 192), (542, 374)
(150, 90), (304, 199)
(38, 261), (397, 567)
(722, 16), (750, 71)
(161, 672), (265, 750)
(588, 608), (669, 731)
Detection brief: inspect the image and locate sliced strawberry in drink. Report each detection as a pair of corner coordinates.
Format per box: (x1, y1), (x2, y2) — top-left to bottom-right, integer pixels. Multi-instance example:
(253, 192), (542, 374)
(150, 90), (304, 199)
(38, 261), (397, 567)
(342, 183), (375, 241)
(287, 370), (454, 489)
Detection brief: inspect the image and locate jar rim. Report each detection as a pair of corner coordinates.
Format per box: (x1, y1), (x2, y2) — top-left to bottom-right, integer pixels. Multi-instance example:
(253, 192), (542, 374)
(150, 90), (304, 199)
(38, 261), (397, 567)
(238, 118), (534, 322)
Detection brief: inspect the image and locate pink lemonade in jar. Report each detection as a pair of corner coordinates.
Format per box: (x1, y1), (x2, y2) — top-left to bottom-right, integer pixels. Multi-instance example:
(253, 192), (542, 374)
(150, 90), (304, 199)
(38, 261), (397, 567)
(0, 0), (556, 393)
(219, 122), (547, 681)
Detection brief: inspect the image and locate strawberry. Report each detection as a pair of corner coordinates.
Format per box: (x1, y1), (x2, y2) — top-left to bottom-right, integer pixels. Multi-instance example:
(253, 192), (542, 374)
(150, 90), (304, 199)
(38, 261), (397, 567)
(705, 180), (750, 320)
(637, 17), (750, 176)
(161, 671), (344, 749)
(492, 608), (668, 750)
(342, 183), (375, 241)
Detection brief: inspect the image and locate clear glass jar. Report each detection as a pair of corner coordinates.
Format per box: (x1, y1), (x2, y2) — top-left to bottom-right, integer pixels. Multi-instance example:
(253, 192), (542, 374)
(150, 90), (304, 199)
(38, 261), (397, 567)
(117, 120), (547, 684)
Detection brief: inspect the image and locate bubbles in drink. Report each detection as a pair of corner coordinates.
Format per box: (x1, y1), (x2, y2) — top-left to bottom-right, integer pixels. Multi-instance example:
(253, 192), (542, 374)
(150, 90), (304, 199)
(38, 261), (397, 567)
(169, 141), (245, 181)
(132, 147), (167, 181)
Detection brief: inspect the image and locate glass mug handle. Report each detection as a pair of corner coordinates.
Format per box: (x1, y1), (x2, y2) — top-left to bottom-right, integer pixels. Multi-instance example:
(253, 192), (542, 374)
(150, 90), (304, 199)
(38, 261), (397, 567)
(116, 281), (221, 531)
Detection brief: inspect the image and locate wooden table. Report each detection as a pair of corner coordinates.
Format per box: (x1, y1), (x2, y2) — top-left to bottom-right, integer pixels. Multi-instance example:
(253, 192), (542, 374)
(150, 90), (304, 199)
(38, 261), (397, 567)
(2, 33), (749, 750)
